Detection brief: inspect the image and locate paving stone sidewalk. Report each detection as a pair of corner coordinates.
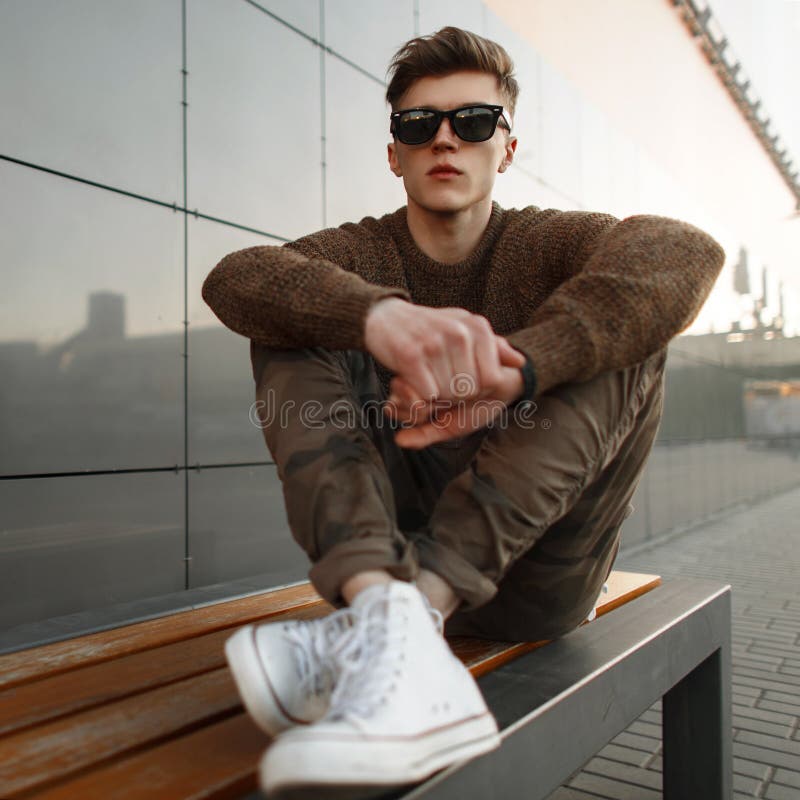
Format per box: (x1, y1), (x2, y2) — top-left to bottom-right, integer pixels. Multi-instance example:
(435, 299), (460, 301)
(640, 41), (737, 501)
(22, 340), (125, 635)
(547, 485), (800, 800)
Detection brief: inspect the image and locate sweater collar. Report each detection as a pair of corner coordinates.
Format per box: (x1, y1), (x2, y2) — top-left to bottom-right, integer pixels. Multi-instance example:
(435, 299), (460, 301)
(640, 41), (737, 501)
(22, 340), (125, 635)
(387, 202), (506, 279)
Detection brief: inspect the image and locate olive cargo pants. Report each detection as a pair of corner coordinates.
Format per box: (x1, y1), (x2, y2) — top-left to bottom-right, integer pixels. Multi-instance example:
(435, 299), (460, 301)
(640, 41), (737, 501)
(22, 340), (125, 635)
(251, 343), (666, 642)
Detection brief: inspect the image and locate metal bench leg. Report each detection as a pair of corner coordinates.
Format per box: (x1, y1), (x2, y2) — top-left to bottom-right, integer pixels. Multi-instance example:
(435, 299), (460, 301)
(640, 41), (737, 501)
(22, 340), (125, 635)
(663, 643), (732, 800)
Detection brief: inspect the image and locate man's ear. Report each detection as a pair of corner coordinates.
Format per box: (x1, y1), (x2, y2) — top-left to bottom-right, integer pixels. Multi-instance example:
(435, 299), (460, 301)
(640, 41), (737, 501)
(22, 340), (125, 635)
(387, 142), (403, 177)
(498, 135), (517, 173)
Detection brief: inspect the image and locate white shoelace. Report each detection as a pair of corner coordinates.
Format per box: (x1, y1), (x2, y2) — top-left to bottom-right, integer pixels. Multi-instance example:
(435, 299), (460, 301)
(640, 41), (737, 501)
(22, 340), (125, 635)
(325, 593), (408, 722)
(323, 590), (444, 723)
(284, 607), (358, 697)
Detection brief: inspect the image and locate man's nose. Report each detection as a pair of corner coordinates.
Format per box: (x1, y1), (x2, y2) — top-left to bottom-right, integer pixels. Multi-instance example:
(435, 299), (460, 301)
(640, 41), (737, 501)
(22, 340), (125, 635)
(431, 117), (459, 150)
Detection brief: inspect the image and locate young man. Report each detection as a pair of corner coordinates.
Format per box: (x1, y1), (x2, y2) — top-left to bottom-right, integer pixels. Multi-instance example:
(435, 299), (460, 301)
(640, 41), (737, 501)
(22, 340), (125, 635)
(203, 26), (724, 796)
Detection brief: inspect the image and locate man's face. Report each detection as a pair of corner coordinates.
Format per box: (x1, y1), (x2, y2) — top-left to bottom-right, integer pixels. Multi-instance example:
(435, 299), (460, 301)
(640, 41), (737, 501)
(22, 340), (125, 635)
(387, 71), (516, 215)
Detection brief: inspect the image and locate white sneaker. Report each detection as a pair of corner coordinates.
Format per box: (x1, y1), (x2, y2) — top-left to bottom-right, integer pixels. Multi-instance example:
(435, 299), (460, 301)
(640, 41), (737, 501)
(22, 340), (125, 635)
(224, 607), (356, 737)
(260, 581), (500, 796)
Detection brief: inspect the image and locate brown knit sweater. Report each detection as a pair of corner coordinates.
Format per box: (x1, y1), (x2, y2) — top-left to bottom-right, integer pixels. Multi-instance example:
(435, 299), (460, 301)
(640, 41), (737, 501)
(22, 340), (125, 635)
(202, 202), (724, 398)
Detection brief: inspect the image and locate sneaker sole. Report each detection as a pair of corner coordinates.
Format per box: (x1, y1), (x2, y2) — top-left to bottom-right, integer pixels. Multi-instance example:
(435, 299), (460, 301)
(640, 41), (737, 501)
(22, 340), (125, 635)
(224, 625), (295, 737)
(261, 712), (501, 795)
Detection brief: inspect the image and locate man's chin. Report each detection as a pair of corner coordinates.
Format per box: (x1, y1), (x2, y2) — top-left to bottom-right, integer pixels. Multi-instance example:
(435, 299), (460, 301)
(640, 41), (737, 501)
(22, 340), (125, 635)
(411, 194), (472, 216)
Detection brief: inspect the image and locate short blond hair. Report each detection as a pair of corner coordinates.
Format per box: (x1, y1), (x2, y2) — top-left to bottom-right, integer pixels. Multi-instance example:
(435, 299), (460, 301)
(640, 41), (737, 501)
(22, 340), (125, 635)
(386, 26), (519, 117)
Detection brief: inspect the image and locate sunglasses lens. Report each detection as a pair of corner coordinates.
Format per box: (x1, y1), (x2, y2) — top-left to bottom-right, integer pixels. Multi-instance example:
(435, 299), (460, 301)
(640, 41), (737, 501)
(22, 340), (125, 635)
(397, 110), (439, 144)
(393, 106), (502, 144)
(453, 106), (497, 142)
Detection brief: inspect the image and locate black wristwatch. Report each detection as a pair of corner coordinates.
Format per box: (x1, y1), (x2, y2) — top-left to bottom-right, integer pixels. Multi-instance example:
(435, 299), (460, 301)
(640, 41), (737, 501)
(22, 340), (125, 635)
(512, 348), (537, 405)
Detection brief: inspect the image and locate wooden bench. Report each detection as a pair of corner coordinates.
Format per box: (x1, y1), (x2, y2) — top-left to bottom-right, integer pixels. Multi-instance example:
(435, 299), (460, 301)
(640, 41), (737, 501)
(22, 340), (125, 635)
(0, 572), (731, 799)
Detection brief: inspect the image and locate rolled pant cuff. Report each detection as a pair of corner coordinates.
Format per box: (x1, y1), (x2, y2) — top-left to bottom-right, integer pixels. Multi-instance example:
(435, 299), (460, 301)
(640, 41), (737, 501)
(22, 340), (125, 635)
(308, 537), (419, 607)
(409, 534), (498, 611)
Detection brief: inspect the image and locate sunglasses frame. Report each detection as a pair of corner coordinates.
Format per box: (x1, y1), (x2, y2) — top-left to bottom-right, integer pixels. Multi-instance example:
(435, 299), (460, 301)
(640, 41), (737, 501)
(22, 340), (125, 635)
(390, 104), (511, 145)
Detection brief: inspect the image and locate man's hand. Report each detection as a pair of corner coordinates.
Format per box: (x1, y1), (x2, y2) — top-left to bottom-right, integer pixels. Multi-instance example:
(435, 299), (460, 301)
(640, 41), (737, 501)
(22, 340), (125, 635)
(364, 297), (525, 403)
(383, 360), (524, 449)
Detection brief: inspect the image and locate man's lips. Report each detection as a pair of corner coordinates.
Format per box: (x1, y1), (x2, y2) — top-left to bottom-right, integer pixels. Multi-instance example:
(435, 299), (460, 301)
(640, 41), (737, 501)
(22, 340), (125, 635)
(427, 164), (462, 176)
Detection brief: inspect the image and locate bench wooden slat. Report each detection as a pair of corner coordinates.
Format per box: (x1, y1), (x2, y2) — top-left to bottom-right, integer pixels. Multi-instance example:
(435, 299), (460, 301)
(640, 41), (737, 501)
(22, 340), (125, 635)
(0, 571), (659, 800)
(24, 714), (267, 800)
(0, 583), (322, 691)
(0, 669), (239, 796)
(593, 571), (662, 615)
(0, 605), (326, 738)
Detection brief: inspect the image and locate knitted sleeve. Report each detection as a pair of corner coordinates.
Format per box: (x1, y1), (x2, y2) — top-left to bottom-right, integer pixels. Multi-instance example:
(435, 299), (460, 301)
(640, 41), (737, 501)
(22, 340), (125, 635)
(201, 223), (411, 350)
(506, 212), (725, 396)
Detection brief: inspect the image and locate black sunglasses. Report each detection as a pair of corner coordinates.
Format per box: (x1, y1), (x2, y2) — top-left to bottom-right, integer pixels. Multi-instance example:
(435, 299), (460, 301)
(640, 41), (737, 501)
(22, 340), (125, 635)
(390, 104), (510, 145)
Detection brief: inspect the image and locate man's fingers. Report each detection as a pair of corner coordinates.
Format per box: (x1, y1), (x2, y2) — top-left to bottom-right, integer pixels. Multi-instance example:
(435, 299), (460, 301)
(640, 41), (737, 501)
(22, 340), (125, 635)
(420, 328), (463, 401)
(441, 321), (480, 400)
(471, 321), (503, 396)
(387, 312), (524, 406)
(401, 358), (440, 402)
(389, 375), (425, 405)
(386, 376), (431, 424)
(395, 421), (451, 449)
(497, 337), (526, 367)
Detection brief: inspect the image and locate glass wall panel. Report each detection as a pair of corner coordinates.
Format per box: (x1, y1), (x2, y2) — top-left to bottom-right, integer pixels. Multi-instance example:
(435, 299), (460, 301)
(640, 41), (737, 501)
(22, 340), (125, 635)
(608, 134), (640, 218)
(485, 12), (543, 180)
(187, 0), (323, 240)
(324, 0), (414, 80)
(255, 0), (320, 40)
(418, 0), (487, 37)
(637, 152), (689, 219)
(188, 465), (307, 589)
(493, 165), (540, 212)
(647, 443), (680, 535)
(0, 161), (183, 476)
(529, 179), (582, 212)
(0, 471), (184, 630)
(619, 354), (800, 550)
(187, 217), (282, 465)
(0, 0), (181, 202)
(540, 60), (582, 205)
(325, 55), (407, 227)
(579, 103), (614, 213)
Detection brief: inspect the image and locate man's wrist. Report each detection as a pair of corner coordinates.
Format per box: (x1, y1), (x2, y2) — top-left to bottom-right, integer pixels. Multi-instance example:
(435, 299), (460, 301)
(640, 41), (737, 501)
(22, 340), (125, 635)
(364, 296), (407, 348)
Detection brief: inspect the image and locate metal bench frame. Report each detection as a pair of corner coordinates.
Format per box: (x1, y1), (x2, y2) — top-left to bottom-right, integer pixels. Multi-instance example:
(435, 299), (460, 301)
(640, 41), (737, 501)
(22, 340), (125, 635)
(397, 578), (732, 800)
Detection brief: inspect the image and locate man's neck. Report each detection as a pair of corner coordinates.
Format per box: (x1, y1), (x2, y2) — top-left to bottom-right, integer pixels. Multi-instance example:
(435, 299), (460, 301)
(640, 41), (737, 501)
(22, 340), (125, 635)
(405, 198), (493, 264)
